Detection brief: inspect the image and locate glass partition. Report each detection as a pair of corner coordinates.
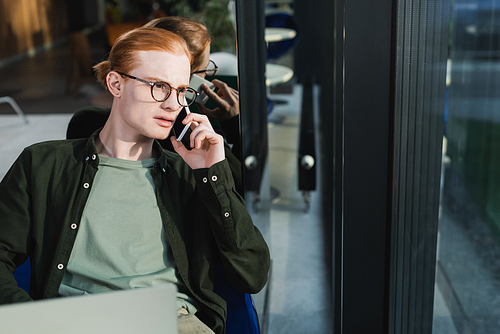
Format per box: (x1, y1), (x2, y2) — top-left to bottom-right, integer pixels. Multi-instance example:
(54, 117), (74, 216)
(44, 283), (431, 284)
(434, 0), (500, 333)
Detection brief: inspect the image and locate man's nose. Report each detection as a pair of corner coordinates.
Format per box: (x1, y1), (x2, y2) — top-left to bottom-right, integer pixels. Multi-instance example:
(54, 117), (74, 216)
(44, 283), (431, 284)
(160, 91), (181, 110)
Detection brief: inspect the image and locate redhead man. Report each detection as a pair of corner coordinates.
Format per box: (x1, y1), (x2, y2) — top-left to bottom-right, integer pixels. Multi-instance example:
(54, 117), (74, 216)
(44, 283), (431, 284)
(0, 27), (270, 334)
(67, 16), (240, 149)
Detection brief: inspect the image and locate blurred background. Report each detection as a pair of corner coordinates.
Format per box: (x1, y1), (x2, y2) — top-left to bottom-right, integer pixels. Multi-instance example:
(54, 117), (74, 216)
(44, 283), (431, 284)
(2, 0), (500, 333)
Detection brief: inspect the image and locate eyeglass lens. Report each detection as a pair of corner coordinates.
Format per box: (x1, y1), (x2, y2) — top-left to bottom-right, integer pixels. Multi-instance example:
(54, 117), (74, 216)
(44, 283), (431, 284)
(205, 60), (217, 76)
(151, 83), (196, 106)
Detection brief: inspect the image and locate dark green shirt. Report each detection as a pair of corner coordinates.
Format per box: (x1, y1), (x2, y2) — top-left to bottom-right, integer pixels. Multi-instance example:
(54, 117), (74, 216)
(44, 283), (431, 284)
(0, 131), (270, 334)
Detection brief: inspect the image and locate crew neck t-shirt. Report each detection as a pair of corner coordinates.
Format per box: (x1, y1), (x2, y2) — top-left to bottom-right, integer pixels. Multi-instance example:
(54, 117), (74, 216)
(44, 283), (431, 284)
(58, 155), (197, 313)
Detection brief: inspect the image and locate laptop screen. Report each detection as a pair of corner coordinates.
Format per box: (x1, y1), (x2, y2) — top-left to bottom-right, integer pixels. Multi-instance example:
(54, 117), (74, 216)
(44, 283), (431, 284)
(0, 285), (178, 334)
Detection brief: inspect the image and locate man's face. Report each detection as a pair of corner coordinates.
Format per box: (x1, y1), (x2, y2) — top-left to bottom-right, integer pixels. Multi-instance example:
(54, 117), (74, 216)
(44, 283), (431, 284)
(116, 50), (191, 141)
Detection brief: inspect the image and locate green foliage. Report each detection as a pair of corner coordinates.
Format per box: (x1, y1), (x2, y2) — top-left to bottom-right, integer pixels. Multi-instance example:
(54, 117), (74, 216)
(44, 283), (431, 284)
(162, 0), (236, 53)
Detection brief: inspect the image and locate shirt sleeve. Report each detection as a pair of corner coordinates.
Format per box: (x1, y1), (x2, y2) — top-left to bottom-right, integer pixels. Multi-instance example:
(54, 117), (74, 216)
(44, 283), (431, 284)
(0, 150), (34, 304)
(192, 159), (270, 294)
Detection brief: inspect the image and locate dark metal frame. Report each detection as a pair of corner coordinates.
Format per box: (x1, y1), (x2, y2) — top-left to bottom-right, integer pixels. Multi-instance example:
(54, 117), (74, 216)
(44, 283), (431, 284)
(235, 1), (271, 332)
(298, 76), (316, 210)
(325, 0), (450, 332)
(388, 1), (450, 332)
(235, 0), (269, 196)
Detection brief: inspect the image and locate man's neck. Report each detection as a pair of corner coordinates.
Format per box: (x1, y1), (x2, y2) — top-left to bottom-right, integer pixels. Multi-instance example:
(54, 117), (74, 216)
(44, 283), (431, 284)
(97, 124), (156, 161)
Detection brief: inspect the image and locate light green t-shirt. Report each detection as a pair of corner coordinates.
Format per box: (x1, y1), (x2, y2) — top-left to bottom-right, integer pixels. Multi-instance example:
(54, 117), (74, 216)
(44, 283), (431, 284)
(58, 155), (197, 313)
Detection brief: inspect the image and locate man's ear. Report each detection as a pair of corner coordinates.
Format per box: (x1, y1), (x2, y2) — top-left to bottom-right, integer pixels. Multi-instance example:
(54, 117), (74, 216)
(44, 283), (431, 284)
(107, 71), (122, 97)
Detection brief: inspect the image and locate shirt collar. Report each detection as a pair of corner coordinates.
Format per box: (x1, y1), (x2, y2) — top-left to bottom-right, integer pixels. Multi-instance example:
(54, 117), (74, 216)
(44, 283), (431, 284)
(84, 129), (169, 171)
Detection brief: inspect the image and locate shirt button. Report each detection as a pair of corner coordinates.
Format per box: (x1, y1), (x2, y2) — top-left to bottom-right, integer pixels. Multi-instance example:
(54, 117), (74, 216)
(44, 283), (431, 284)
(224, 212), (230, 218)
(91, 154), (97, 160)
(162, 168), (166, 173)
(83, 183), (90, 189)
(212, 175), (218, 182)
(57, 264), (64, 270)
(203, 177), (208, 183)
(71, 223), (78, 230)
(85, 157), (89, 161)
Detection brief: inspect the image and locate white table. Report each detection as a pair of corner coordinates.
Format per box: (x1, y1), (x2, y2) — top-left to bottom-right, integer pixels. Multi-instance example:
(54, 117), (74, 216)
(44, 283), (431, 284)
(265, 63), (294, 86)
(207, 54), (293, 87)
(264, 27), (297, 43)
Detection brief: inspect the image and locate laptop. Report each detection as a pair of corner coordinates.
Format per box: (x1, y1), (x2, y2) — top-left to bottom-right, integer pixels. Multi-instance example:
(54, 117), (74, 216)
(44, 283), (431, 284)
(0, 284), (178, 334)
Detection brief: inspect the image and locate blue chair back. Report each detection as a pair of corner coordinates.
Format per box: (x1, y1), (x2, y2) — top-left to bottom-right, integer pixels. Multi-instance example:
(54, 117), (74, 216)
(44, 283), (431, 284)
(13, 258), (30, 293)
(214, 265), (260, 334)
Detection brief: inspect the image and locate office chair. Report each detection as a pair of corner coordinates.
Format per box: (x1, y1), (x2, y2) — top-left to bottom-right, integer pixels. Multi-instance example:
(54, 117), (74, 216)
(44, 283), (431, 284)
(13, 257), (30, 293)
(214, 265), (260, 334)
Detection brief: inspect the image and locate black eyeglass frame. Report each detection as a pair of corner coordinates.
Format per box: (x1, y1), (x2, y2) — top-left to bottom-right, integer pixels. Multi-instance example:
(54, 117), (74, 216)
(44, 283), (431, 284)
(116, 71), (198, 107)
(192, 60), (219, 77)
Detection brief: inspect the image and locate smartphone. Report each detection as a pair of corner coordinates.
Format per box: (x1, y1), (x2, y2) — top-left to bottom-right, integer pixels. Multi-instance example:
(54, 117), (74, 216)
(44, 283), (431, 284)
(186, 73), (215, 105)
(175, 103), (191, 142)
(172, 105), (192, 149)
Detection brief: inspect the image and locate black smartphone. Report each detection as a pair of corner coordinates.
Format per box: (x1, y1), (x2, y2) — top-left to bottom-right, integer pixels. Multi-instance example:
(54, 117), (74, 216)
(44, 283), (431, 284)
(172, 107), (192, 149)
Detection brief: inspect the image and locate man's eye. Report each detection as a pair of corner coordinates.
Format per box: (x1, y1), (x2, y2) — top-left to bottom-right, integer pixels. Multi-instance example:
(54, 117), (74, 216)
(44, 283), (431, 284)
(154, 83), (168, 90)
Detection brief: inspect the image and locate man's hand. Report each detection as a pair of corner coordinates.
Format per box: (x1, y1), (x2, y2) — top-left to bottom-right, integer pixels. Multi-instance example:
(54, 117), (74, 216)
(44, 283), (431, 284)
(196, 79), (239, 121)
(170, 112), (225, 169)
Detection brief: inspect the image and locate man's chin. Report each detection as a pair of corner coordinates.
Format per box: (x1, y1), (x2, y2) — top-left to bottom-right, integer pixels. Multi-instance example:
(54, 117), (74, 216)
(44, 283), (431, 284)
(150, 129), (172, 141)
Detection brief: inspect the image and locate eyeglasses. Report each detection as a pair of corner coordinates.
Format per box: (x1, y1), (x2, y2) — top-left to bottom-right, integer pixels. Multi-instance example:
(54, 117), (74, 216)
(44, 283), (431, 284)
(192, 60), (218, 77)
(117, 72), (198, 107)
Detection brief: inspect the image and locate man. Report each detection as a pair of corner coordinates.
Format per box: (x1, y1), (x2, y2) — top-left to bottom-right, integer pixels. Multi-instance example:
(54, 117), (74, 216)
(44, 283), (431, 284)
(0, 27), (270, 334)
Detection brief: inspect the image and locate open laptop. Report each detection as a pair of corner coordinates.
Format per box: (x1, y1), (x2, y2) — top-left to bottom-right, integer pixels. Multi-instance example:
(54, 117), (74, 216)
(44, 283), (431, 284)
(0, 284), (178, 334)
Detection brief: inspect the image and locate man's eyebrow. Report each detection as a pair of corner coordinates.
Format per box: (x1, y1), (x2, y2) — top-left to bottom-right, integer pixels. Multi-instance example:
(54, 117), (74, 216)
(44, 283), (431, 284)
(144, 76), (163, 82)
(145, 76), (189, 88)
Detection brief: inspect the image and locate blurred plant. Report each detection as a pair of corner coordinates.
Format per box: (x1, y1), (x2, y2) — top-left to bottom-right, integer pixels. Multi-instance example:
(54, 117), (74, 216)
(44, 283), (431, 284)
(162, 0), (236, 53)
(106, 0), (123, 23)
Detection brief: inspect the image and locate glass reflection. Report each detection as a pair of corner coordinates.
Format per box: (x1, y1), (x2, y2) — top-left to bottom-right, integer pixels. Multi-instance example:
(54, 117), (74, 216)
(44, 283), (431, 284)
(434, 0), (500, 333)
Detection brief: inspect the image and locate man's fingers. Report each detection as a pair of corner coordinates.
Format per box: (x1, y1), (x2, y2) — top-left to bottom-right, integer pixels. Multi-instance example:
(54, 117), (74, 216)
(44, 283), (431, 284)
(170, 136), (188, 155)
(182, 113), (211, 129)
(201, 83), (220, 100)
(191, 128), (223, 150)
(210, 79), (226, 90)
